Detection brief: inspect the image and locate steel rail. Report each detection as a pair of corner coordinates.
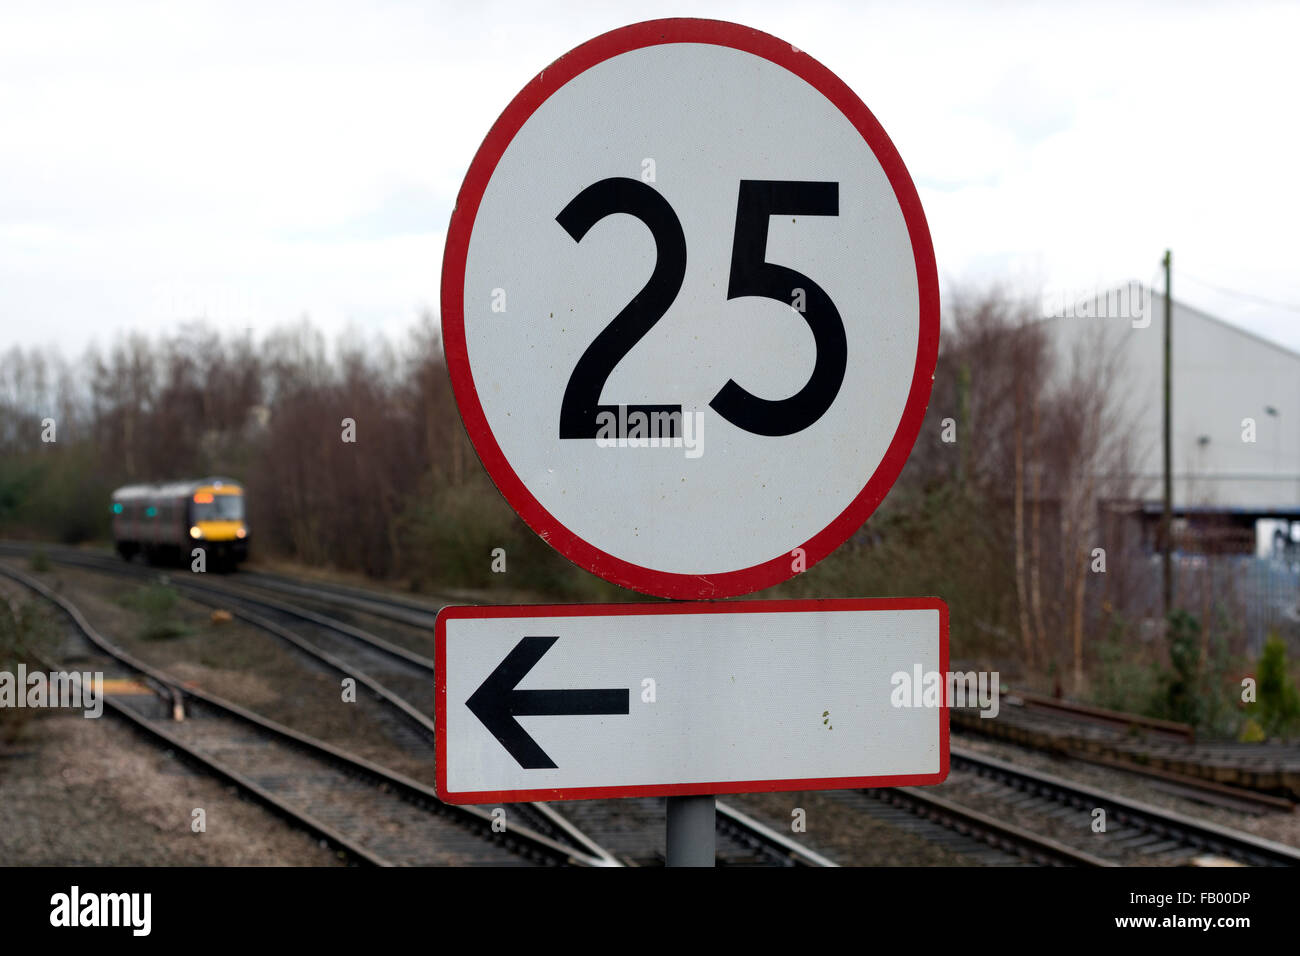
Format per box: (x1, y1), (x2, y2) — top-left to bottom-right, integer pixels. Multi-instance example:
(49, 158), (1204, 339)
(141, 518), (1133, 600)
(715, 800), (839, 867)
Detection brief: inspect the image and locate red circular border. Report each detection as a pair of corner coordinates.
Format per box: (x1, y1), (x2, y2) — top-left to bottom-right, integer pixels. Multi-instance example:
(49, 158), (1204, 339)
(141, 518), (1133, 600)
(440, 18), (940, 600)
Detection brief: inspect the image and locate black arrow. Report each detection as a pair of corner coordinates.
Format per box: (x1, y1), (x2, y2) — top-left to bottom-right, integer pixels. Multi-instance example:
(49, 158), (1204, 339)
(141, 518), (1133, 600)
(466, 635), (630, 769)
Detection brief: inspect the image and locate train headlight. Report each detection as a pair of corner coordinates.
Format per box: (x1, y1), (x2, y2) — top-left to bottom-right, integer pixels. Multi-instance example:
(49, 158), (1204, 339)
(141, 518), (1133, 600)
(189, 526), (203, 539)
(236, 527), (247, 539)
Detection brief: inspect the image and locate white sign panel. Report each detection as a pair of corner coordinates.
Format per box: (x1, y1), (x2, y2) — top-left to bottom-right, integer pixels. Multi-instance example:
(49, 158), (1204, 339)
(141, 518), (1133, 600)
(441, 19), (939, 599)
(435, 599), (948, 803)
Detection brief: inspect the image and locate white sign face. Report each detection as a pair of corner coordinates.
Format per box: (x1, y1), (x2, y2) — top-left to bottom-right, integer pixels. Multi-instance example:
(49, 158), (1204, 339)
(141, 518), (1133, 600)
(442, 19), (939, 599)
(435, 599), (948, 804)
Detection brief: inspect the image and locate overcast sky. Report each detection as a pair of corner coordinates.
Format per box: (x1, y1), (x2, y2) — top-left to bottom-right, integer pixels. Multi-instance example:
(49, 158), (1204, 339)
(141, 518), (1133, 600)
(3, 0), (1298, 356)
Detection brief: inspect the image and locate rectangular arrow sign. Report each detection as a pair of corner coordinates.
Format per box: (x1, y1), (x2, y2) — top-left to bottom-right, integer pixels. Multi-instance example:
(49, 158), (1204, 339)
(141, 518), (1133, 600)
(435, 598), (948, 804)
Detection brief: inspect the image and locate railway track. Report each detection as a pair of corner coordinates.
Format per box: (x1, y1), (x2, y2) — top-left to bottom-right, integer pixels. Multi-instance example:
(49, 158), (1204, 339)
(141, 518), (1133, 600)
(2, 547), (615, 859)
(17, 542), (1297, 867)
(953, 694), (1300, 801)
(1012, 689), (1196, 741)
(869, 785), (1112, 867)
(0, 562), (609, 867)
(2, 545), (834, 866)
(236, 569), (444, 630)
(214, 555), (1300, 821)
(910, 746), (1300, 867)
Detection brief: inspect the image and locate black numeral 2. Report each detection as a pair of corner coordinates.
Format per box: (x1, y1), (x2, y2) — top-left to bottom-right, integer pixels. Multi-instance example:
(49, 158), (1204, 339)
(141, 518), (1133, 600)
(556, 178), (685, 440)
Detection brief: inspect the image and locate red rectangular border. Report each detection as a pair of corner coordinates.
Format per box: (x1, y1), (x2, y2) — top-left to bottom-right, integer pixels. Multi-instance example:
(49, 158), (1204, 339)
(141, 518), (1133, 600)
(435, 596), (949, 804)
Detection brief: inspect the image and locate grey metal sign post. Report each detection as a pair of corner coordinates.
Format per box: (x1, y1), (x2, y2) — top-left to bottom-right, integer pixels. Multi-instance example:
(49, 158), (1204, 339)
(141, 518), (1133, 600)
(666, 795), (716, 867)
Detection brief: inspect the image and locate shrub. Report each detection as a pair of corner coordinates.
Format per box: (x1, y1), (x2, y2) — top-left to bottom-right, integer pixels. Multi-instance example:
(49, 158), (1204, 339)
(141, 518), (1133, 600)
(1159, 609), (1204, 727)
(116, 583), (190, 641)
(1255, 633), (1300, 738)
(0, 600), (54, 742)
(1092, 613), (1162, 715)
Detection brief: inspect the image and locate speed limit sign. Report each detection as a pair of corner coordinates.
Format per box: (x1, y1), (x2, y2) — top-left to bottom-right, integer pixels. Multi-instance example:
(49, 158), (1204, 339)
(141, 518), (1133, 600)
(441, 18), (939, 599)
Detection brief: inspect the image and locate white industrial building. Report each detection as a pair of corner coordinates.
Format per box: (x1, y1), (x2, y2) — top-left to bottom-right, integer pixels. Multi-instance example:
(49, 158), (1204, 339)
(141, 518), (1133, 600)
(1040, 284), (1300, 556)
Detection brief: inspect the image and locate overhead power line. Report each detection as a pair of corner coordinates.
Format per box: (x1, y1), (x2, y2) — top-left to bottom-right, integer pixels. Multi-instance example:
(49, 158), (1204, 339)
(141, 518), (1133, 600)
(1177, 272), (1300, 314)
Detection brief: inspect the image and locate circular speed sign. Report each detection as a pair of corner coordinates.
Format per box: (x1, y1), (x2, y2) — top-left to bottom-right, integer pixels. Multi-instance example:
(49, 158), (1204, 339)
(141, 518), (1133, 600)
(441, 18), (939, 600)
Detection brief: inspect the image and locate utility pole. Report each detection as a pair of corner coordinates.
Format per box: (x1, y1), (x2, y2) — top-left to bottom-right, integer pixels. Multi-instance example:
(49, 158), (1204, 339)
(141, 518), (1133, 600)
(1162, 250), (1174, 617)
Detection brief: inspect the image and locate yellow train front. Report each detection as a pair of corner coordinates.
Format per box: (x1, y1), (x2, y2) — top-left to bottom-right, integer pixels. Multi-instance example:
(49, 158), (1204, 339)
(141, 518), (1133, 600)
(111, 477), (249, 570)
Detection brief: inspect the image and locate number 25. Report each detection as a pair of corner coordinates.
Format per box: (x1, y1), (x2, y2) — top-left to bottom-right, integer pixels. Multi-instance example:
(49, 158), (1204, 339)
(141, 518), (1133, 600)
(557, 178), (846, 439)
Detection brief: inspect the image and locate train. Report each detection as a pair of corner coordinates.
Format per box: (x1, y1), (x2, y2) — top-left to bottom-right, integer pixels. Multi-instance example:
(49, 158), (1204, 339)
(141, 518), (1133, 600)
(110, 477), (249, 569)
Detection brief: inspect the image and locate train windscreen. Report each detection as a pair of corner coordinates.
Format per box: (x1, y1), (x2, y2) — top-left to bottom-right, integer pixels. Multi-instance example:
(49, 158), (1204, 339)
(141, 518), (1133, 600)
(192, 494), (244, 521)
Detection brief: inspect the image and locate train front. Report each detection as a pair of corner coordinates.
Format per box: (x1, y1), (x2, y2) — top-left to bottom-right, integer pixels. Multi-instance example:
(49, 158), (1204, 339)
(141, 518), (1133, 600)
(188, 481), (249, 566)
